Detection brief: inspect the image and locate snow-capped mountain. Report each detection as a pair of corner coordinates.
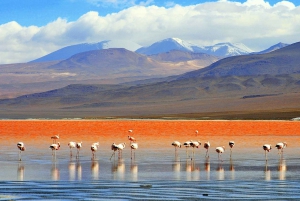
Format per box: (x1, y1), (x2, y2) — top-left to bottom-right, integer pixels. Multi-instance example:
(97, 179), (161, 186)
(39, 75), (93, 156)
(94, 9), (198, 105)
(30, 40), (141, 63)
(135, 38), (201, 55)
(135, 38), (253, 57)
(255, 42), (290, 54)
(203, 42), (253, 57)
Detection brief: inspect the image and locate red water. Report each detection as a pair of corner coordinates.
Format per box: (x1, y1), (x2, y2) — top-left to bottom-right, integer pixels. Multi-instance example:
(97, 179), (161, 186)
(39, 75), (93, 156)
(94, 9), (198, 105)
(1, 120), (299, 149)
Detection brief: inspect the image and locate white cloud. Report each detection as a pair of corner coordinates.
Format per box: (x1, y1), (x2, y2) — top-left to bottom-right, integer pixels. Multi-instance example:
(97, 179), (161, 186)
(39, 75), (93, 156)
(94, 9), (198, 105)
(0, 0), (299, 64)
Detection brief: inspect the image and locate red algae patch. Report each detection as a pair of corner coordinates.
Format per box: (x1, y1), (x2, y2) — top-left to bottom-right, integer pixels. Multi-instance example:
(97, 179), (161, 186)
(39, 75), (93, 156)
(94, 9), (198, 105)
(0, 120), (299, 149)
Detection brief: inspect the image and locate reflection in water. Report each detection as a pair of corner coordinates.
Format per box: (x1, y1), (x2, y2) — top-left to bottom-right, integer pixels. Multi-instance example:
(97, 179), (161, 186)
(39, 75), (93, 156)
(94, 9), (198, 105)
(131, 160), (138, 181)
(69, 161), (76, 181)
(91, 160), (99, 180)
(205, 157), (210, 180)
(77, 161), (82, 181)
(184, 159), (200, 181)
(265, 161), (271, 181)
(278, 158), (287, 180)
(230, 158), (235, 180)
(51, 162), (60, 181)
(69, 159), (82, 181)
(112, 159), (125, 180)
(217, 163), (225, 180)
(17, 163), (25, 181)
(172, 156), (181, 180)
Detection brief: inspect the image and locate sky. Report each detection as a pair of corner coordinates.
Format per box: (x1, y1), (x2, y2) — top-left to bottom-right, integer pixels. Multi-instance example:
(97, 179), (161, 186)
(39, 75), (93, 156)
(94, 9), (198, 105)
(0, 0), (299, 64)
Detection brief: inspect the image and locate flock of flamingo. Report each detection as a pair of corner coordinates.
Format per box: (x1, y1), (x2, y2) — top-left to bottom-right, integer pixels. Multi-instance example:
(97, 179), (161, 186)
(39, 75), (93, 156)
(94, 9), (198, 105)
(16, 130), (287, 162)
(16, 130), (139, 161)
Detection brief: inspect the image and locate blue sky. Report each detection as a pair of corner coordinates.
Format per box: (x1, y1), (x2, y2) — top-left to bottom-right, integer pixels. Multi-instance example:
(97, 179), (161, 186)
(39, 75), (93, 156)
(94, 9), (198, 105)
(0, 0), (298, 26)
(0, 0), (299, 64)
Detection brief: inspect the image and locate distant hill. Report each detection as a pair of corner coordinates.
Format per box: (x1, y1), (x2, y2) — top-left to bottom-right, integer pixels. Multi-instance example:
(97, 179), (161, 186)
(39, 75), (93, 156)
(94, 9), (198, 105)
(177, 42), (300, 79)
(47, 48), (216, 78)
(255, 42), (289, 54)
(0, 49), (217, 98)
(30, 40), (142, 63)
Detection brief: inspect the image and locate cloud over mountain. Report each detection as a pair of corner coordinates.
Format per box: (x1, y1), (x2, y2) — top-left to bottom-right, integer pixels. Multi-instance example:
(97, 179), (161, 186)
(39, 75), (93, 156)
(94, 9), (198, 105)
(0, 0), (299, 64)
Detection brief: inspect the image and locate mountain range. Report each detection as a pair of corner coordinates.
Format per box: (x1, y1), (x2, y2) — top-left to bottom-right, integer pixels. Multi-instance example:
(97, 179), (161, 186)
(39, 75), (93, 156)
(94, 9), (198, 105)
(29, 38), (287, 63)
(0, 41), (299, 119)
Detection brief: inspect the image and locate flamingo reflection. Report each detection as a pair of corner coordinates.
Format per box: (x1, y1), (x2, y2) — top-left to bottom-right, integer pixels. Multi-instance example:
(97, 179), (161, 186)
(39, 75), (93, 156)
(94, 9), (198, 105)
(17, 162), (25, 181)
(172, 155), (181, 180)
(217, 163), (225, 180)
(69, 161), (76, 181)
(112, 159), (125, 180)
(278, 158), (287, 180)
(184, 159), (200, 181)
(265, 161), (271, 181)
(131, 160), (138, 181)
(205, 157), (210, 180)
(91, 160), (99, 180)
(230, 158), (235, 180)
(77, 162), (82, 181)
(51, 162), (60, 181)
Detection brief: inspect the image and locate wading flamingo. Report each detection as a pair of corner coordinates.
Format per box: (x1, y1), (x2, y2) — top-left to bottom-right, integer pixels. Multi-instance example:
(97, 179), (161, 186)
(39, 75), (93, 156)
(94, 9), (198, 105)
(116, 143), (126, 158)
(190, 140), (201, 160)
(183, 141), (192, 158)
(50, 142), (60, 158)
(68, 141), (76, 157)
(229, 141), (235, 158)
(195, 130), (199, 136)
(275, 142), (287, 155)
(110, 143), (119, 160)
(216, 146), (225, 162)
(51, 134), (59, 143)
(172, 141), (181, 156)
(263, 144), (272, 161)
(128, 135), (136, 144)
(91, 142), (99, 159)
(130, 142), (138, 160)
(204, 141), (210, 158)
(76, 142), (83, 158)
(17, 142), (25, 161)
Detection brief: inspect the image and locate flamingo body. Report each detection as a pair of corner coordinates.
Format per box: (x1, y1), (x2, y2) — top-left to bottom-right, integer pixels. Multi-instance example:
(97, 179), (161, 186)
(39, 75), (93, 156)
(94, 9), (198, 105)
(204, 141), (210, 157)
(172, 141), (181, 148)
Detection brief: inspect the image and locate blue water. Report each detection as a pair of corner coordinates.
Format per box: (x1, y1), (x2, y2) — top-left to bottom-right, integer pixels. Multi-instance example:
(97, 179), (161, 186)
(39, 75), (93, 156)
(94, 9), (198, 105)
(0, 146), (300, 200)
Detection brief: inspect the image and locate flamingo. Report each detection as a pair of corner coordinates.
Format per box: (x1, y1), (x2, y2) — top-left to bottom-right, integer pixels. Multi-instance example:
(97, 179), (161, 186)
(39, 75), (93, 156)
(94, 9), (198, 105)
(195, 130), (199, 136)
(110, 143), (119, 160)
(50, 142), (60, 157)
(275, 142), (287, 155)
(229, 141), (235, 157)
(172, 141), (181, 156)
(190, 140), (201, 160)
(51, 134), (59, 143)
(130, 142), (138, 160)
(204, 141), (210, 158)
(76, 142), (83, 158)
(128, 135), (136, 144)
(216, 146), (225, 162)
(91, 142), (99, 159)
(263, 144), (272, 161)
(183, 141), (192, 158)
(68, 141), (76, 157)
(17, 142), (25, 161)
(116, 143), (126, 158)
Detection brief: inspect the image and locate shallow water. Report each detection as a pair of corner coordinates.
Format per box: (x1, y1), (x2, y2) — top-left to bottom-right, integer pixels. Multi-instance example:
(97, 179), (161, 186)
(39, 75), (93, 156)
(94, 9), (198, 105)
(0, 120), (300, 200)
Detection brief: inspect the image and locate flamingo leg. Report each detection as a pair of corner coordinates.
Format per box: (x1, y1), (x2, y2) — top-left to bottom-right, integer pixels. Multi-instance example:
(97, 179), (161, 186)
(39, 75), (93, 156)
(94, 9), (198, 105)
(265, 150), (268, 161)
